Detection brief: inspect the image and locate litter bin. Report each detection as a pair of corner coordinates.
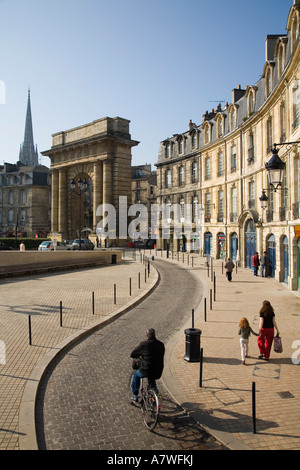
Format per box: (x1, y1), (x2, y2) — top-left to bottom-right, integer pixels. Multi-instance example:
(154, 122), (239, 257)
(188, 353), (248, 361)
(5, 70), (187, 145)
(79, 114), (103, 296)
(111, 254), (117, 264)
(184, 328), (201, 362)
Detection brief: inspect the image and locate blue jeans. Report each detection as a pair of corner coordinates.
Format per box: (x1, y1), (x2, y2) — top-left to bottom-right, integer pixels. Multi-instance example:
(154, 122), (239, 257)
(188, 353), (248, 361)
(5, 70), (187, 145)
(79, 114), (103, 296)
(253, 266), (258, 276)
(261, 265), (266, 277)
(131, 369), (157, 396)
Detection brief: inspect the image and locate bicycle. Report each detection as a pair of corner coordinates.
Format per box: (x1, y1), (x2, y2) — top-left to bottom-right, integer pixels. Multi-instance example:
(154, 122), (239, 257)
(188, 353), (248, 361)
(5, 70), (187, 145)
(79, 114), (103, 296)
(128, 369), (160, 431)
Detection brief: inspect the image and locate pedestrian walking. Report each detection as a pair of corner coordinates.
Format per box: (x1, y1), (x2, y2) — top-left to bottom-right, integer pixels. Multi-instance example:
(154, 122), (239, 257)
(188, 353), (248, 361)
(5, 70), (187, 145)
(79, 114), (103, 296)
(238, 317), (259, 364)
(252, 252), (260, 276)
(224, 257), (235, 281)
(260, 251), (268, 277)
(257, 300), (280, 360)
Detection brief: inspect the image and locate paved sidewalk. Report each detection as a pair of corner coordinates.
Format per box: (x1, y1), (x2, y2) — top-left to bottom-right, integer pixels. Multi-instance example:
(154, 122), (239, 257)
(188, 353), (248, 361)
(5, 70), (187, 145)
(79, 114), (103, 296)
(162, 253), (300, 451)
(1, 250), (299, 451)
(0, 254), (157, 450)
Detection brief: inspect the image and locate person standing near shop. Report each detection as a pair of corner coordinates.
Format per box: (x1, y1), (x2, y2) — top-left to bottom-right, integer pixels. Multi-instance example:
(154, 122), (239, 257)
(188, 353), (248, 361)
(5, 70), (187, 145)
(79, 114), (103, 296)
(260, 251), (268, 277)
(252, 252), (260, 276)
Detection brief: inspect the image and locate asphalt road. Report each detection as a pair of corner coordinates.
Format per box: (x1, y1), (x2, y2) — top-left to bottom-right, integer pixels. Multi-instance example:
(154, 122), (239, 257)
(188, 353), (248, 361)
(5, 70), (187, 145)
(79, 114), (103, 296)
(35, 260), (225, 451)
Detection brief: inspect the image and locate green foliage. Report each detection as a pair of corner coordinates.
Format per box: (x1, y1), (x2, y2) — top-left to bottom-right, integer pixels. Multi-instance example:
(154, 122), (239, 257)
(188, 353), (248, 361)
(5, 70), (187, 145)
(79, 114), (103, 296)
(0, 238), (50, 250)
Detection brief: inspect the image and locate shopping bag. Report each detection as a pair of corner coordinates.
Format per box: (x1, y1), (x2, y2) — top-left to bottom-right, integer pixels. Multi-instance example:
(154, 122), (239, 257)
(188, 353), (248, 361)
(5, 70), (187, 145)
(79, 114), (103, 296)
(273, 334), (283, 353)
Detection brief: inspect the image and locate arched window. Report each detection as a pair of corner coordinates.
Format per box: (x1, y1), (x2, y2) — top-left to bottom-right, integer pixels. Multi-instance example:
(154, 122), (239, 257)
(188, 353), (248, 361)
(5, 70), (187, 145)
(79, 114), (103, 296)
(266, 67), (272, 97)
(278, 44), (284, 77)
(178, 137), (184, 155)
(249, 90), (255, 114)
(165, 142), (171, 158)
(291, 15), (299, 53)
(192, 132), (198, 149)
(230, 107), (236, 131)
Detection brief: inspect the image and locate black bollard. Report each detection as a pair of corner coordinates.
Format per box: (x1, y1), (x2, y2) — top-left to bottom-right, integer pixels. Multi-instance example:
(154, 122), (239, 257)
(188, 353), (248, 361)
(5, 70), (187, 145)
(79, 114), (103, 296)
(60, 301), (63, 327)
(199, 348), (203, 387)
(252, 381), (256, 434)
(28, 315), (32, 346)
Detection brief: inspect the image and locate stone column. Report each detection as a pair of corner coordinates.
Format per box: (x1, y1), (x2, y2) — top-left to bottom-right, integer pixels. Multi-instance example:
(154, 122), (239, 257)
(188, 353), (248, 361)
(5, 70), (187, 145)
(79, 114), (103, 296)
(103, 159), (112, 205)
(93, 160), (103, 232)
(58, 167), (67, 238)
(51, 169), (58, 233)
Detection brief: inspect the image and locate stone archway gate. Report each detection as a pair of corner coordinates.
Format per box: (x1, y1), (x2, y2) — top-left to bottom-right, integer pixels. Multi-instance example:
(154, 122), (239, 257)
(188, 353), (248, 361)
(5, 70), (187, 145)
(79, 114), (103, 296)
(42, 117), (139, 243)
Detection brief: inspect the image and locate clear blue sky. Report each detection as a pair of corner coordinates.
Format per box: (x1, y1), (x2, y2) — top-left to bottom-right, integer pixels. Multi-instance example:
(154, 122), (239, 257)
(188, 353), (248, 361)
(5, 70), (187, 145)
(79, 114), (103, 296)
(0, 0), (292, 169)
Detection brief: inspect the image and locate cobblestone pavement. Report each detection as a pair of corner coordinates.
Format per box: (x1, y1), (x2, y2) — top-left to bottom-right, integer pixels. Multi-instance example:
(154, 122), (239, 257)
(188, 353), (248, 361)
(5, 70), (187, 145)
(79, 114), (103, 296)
(0, 256), (157, 450)
(35, 260), (225, 450)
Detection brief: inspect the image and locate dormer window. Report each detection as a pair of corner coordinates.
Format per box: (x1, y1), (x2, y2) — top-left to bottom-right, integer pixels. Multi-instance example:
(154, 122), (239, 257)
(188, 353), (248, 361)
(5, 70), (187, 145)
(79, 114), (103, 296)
(178, 137), (184, 155)
(203, 123), (211, 144)
(215, 114), (225, 139)
(191, 131), (198, 149)
(266, 67), (272, 97)
(165, 141), (171, 158)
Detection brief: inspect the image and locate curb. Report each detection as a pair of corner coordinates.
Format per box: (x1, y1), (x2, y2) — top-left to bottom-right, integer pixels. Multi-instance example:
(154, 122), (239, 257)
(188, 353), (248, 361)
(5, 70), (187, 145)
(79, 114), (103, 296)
(19, 267), (159, 450)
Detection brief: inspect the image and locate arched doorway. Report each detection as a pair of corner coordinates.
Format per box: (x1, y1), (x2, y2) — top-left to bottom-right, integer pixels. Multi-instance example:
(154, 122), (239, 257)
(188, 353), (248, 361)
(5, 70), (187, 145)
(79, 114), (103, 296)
(70, 174), (93, 239)
(267, 234), (276, 278)
(230, 232), (238, 260)
(245, 219), (256, 268)
(204, 232), (212, 256)
(217, 232), (226, 259)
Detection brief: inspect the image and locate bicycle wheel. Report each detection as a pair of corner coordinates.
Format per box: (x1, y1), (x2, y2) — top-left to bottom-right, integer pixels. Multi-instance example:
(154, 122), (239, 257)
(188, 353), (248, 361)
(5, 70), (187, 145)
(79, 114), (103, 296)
(142, 388), (159, 431)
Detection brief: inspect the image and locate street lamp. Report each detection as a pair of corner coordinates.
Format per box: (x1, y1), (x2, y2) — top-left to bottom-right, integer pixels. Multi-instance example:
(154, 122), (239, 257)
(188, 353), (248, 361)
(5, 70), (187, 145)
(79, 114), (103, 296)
(70, 177), (88, 250)
(259, 140), (300, 208)
(265, 146), (286, 192)
(259, 190), (268, 210)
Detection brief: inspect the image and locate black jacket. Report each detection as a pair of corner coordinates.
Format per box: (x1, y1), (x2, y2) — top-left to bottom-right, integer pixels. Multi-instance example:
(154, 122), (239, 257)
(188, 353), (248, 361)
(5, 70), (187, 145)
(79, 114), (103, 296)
(131, 338), (165, 379)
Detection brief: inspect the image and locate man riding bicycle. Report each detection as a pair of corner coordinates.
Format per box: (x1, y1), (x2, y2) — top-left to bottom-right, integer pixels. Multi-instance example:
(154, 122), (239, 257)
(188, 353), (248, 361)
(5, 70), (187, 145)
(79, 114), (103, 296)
(130, 328), (165, 401)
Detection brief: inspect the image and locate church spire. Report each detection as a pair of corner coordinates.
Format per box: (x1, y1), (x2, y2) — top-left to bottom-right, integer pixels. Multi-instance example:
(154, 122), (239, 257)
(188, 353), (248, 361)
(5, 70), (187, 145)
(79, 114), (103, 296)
(19, 87), (39, 166)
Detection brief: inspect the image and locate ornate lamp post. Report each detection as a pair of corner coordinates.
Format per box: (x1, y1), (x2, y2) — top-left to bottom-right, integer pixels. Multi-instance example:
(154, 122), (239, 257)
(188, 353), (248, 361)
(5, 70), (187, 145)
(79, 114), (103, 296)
(70, 177), (88, 250)
(259, 141), (300, 208)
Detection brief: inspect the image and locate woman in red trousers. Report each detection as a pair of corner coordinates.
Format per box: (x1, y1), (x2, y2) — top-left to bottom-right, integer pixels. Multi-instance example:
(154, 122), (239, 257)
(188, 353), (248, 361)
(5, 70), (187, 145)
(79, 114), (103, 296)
(257, 300), (280, 360)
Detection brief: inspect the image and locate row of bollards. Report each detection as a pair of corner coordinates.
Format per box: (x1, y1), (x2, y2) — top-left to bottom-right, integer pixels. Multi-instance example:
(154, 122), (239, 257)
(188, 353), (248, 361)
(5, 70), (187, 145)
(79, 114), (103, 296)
(27, 267), (151, 346)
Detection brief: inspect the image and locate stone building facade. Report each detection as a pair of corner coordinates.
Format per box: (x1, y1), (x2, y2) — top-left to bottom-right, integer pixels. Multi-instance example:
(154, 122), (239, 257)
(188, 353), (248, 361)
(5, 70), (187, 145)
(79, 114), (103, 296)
(0, 162), (51, 238)
(156, 0), (300, 291)
(0, 90), (51, 239)
(42, 116), (139, 246)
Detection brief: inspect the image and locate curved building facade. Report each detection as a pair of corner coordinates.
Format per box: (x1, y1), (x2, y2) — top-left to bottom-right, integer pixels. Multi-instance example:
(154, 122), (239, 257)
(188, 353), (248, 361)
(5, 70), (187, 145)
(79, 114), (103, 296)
(155, 1), (300, 291)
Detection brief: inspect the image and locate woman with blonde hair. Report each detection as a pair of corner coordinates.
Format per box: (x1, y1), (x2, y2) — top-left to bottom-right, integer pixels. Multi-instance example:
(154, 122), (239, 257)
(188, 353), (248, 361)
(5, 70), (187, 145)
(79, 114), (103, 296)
(238, 317), (258, 364)
(257, 300), (280, 360)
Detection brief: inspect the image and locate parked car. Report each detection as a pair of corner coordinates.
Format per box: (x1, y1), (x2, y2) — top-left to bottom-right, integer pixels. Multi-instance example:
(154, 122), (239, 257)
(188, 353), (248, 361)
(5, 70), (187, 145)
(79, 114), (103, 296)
(0, 241), (12, 250)
(133, 239), (156, 249)
(72, 239), (94, 250)
(38, 241), (53, 251)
